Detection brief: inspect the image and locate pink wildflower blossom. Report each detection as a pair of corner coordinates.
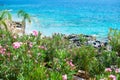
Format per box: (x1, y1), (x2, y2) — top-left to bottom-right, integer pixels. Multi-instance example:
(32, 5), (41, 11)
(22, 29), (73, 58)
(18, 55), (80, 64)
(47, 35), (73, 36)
(0, 45), (2, 49)
(29, 42), (33, 48)
(13, 35), (17, 39)
(62, 74), (67, 80)
(0, 48), (6, 54)
(115, 68), (120, 73)
(105, 68), (112, 72)
(109, 75), (116, 80)
(67, 60), (75, 67)
(38, 46), (47, 50)
(32, 30), (38, 36)
(13, 42), (22, 49)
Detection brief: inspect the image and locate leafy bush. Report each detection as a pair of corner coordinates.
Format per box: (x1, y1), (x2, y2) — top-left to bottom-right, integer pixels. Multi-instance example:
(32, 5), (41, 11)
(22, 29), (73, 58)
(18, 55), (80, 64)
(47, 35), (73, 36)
(108, 28), (120, 56)
(0, 29), (120, 80)
(69, 46), (104, 78)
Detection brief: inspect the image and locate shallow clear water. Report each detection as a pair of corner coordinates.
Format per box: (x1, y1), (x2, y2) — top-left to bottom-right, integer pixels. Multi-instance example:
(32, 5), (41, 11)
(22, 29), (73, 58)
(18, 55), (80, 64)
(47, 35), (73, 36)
(0, 0), (120, 40)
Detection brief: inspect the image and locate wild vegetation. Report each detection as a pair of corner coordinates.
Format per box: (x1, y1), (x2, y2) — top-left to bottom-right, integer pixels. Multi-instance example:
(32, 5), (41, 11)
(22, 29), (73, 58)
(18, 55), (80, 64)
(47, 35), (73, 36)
(17, 10), (31, 34)
(0, 10), (31, 34)
(0, 10), (12, 30)
(0, 10), (120, 80)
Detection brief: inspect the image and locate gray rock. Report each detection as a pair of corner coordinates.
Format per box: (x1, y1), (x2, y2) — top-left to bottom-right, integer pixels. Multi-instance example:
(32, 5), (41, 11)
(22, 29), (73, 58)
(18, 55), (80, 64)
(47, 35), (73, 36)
(68, 34), (77, 39)
(83, 35), (96, 41)
(103, 42), (108, 46)
(87, 40), (102, 48)
(67, 34), (111, 52)
(73, 76), (85, 80)
(70, 37), (80, 42)
(93, 41), (101, 48)
(87, 40), (95, 45)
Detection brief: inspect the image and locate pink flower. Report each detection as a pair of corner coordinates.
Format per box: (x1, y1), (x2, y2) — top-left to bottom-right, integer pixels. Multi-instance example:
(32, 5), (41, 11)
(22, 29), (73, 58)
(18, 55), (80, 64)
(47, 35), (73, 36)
(38, 46), (47, 50)
(13, 35), (17, 39)
(29, 42), (33, 48)
(105, 68), (112, 72)
(0, 48), (6, 54)
(0, 45), (2, 49)
(115, 68), (120, 73)
(62, 74), (67, 80)
(13, 42), (22, 49)
(109, 75), (116, 80)
(0, 46), (7, 55)
(67, 60), (75, 67)
(32, 30), (38, 36)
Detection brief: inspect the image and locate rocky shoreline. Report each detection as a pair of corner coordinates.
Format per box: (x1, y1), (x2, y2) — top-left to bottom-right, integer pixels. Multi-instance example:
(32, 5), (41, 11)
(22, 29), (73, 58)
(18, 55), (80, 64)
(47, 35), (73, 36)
(64, 34), (112, 52)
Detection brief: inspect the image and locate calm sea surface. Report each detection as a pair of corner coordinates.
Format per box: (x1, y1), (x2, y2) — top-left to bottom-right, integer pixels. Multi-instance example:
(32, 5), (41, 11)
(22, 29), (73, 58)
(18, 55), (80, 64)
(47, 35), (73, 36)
(0, 0), (120, 40)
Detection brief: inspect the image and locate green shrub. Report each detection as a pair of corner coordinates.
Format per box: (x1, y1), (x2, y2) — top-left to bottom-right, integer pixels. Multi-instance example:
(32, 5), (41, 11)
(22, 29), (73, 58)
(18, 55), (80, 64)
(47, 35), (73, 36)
(1, 28), (120, 80)
(108, 28), (120, 56)
(69, 46), (101, 77)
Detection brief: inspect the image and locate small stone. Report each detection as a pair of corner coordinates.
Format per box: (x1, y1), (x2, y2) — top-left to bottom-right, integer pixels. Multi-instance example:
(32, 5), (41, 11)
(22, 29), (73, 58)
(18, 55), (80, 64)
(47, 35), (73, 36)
(73, 76), (85, 80)
(68, 35), (77, 39)
(104, 42), (108, 46)
(76, 41), (81, 46)
(70, 38), (80, 42)
(95, 40), (101, 43)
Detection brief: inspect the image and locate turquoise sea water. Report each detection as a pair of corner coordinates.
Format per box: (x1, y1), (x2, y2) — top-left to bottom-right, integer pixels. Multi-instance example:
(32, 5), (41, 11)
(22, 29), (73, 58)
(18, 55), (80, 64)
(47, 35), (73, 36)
(0, 0), (120, 40)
